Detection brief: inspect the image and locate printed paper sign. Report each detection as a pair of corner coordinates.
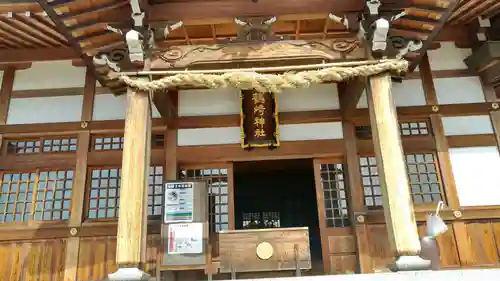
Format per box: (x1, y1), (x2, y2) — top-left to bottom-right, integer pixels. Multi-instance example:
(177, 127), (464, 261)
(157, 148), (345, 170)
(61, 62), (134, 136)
(167, 223), (203, 254)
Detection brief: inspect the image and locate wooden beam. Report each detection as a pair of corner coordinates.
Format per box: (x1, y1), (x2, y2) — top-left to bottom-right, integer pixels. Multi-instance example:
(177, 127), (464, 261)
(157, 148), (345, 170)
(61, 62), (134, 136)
(479, 74), (500, 155)
(338, 78), (366, 119)
(0, 47), (78, 63)
(0, 101), (497, 137)
(366, 73), (427, 270)
(0, 63), (31, 71)
(177, 139), (344, 164)
(409, 0), (461, 71)
(36, 0), (110, 89)
(165, 89), (179, 181)
(149, 0), (408, 22)
(115, 82), (152, 273)
(152, 90), (178, 128)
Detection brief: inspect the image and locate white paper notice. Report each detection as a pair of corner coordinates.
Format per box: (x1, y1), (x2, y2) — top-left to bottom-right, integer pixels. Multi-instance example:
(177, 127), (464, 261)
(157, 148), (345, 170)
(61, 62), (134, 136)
(167, 223), (204, 255)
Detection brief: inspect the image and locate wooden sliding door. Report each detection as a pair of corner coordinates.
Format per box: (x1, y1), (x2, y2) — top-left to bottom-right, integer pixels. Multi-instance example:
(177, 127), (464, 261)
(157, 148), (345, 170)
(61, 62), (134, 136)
(313, 158), (357, 274)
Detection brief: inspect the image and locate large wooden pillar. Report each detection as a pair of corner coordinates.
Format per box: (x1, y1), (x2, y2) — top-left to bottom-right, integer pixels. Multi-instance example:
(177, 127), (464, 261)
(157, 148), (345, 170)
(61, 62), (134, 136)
(109, 83), (152, 280)
(366, 73), (430, 271)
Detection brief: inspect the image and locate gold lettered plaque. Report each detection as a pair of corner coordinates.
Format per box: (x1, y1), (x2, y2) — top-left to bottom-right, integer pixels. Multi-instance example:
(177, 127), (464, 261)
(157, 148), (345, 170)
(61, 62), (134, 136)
(240, 90), (280, 149)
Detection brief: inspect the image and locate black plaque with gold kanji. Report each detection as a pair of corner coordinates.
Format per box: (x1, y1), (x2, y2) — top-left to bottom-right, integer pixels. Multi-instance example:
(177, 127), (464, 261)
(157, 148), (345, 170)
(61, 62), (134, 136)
(240, 90), (280, 149)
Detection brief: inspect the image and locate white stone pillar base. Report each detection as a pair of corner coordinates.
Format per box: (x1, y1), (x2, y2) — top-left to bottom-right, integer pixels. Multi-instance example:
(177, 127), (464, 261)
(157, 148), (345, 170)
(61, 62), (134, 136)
(107, 267), (151, 280)
(389, 255), (431, 272)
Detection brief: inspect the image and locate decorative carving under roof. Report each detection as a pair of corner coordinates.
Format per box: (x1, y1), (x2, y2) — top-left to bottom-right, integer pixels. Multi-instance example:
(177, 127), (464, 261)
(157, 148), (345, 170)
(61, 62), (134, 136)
(151, 38), (363, 70)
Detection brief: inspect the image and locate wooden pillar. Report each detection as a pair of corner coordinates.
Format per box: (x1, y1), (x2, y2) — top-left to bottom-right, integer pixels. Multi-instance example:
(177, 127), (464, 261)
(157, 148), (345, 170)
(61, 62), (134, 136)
(480, 78), (500, 151)
(419, 54), (460, 209)
(64, 67), (95, 281)
(338, 81), (372, 273)
(342, 120), (372, 273)
(0, 67), (15, 150)
(366, 73), (429, 271)
(110, 82), (152, 280)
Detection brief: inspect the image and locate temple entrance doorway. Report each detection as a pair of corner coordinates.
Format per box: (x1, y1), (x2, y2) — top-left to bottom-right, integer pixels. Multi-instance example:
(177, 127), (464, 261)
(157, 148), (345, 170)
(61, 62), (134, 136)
(233, 158), (324, 274)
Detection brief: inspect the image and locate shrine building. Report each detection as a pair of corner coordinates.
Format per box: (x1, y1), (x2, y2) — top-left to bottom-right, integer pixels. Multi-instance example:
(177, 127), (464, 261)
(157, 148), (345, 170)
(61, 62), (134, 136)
(1, 0), (500, 281)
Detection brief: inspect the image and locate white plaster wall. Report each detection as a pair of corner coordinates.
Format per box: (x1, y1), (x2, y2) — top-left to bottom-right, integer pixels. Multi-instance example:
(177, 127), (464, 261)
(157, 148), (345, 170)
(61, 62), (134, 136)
(427, 42), (472, 71)
(13, 60), (86, 91)
(449, 146), (500, 206)
(442, 115), (494, 136)
(357, 79), (426, 108)
(178, 88), (240, 116)
(177, 122), (343, 146)
(93, 93), (161, 120)
(435, 77), (485, 104)
(276, 84), (339, 112)
(178, 85), (339, 117)
(279, 122), (343, 141)
(7, 95), (83, 124)
(178, 127), (241, 146)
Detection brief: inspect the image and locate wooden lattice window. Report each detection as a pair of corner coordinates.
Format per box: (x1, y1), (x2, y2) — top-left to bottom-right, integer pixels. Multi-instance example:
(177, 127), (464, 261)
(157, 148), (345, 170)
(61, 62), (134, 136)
(88, 168), (121, 219)
(0, 169), (73, 223)
(355, 126), (372, 140)
(360, 153), (443, 207)
(92, 135), (125, 151)
(355, 120), (430, 139)
(86, 166), (164, 220)
(360, 156), (382, 207)
(180, 168), (229, 232)
(406, 153), (442, 204)
(399, 121), (429, 136)
(148, 166), (164, 216)
(319, 163), (350, 227)
(5, 136), (78, 155)
(92, 134), (165, 151)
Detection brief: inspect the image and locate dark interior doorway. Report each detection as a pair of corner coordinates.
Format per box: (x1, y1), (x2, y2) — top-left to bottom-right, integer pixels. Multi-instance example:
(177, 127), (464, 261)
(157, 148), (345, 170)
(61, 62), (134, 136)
(233, 159), (323, 267)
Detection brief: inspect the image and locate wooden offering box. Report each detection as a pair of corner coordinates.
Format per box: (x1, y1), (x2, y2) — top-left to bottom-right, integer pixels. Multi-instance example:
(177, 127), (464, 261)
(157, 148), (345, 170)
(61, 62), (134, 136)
(218, 227), (311, 273)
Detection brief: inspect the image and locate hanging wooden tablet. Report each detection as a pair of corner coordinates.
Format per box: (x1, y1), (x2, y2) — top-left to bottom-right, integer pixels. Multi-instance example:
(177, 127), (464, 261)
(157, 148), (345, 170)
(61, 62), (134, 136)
(240, 90), (280, 149)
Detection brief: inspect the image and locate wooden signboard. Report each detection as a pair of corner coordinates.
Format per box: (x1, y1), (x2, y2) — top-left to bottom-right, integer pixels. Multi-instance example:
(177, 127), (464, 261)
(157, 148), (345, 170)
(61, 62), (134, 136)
(218, 227), (311, 273)
(240, 90), (280, 149)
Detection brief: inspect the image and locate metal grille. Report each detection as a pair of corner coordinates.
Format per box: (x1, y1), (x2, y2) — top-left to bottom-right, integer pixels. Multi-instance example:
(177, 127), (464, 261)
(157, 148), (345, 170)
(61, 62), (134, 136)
(319, 163), (350, 227)
(0, 169), (73, 223)
(360, 153), (443, 207)
(180, 168), (229, 232)
(87, 166), (165, 220)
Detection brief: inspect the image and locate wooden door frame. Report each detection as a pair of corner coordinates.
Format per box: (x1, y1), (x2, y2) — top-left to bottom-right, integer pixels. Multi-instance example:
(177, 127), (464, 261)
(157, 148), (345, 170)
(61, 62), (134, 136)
(313, 157), (352, 273)
(179, 162), (235, 230)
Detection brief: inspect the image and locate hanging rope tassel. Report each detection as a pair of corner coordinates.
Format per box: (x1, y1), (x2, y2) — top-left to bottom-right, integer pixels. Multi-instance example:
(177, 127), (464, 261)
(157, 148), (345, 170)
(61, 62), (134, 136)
(116, 59), (408, 93)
